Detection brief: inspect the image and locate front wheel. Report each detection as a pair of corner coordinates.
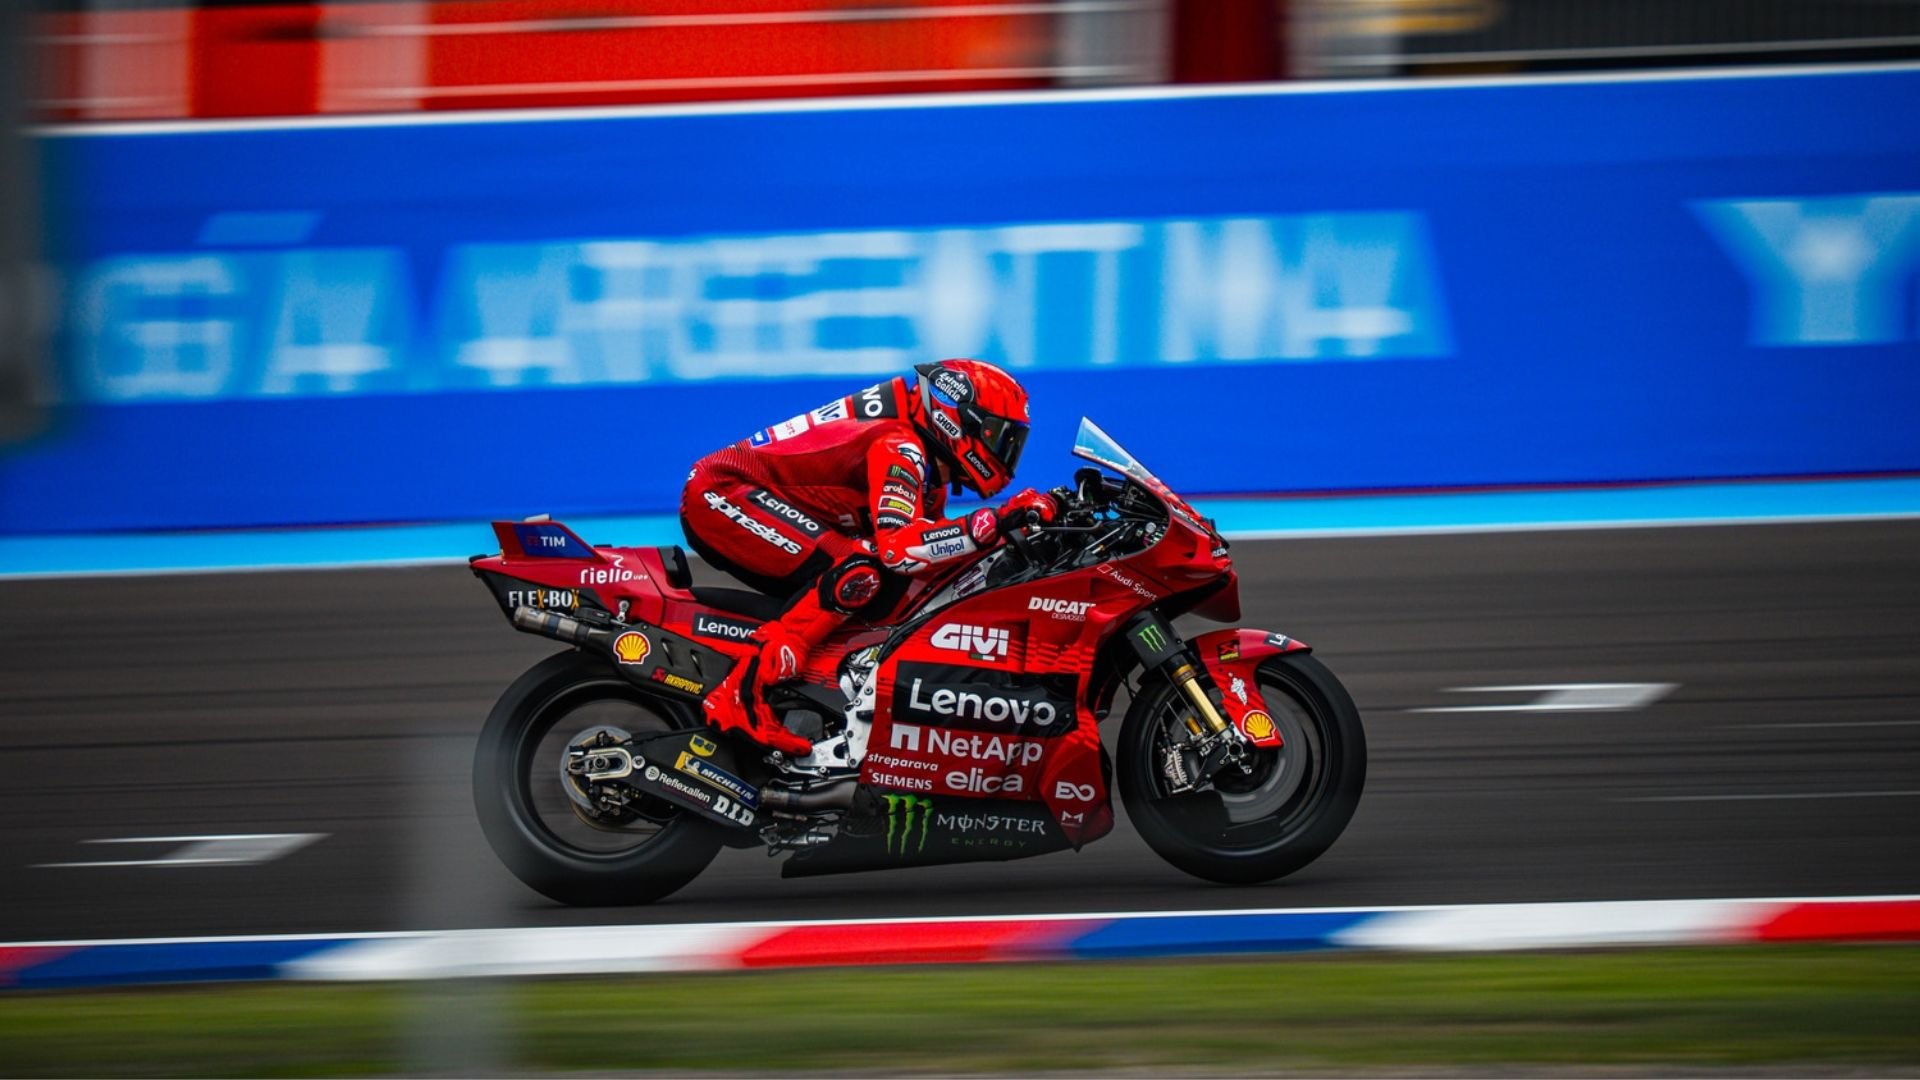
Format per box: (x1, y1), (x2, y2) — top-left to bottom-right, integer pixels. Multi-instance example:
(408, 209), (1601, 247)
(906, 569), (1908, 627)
(1118, 652), (1366, 884)
(473, 650), (724, 906)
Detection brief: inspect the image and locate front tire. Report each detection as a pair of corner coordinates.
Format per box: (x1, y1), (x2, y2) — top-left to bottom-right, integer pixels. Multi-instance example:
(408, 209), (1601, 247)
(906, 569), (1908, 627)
(473, 650), (724, 906)
(1118, 652), (1366, 884)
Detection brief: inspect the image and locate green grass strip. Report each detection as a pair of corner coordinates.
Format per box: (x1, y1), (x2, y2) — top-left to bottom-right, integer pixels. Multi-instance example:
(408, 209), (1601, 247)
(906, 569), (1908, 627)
(2, 946), (1917, 1077)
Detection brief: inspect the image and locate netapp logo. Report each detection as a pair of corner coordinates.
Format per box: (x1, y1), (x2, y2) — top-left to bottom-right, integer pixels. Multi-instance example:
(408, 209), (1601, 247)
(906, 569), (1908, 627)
(890, 663), (1076, 738)
(890, 721), (1044, 766)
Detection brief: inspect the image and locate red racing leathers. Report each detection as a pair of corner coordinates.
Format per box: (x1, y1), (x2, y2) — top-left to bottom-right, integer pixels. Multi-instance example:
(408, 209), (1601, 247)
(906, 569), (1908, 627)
(680, 377), (1004, 754)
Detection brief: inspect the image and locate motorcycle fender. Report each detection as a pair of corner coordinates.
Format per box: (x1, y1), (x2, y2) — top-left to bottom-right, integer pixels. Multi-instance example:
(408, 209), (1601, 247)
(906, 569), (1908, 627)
(1188, 628), (1312, 749)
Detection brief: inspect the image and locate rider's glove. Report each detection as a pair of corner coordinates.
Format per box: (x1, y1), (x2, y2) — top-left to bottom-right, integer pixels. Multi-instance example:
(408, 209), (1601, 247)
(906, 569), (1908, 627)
(997, 488), (1060, 534)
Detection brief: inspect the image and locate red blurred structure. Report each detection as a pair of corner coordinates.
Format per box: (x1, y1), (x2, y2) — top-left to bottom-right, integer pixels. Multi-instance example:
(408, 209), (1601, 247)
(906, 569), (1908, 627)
(34, 0), (1225, 123)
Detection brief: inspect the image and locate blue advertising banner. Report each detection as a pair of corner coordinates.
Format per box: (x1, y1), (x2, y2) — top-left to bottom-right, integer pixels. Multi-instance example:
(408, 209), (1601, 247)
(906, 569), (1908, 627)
(8, 65), (1920, 534)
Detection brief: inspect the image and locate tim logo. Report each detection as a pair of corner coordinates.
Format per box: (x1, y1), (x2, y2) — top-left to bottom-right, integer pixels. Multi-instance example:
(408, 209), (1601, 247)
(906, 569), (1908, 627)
(929, 622), (1009, 661)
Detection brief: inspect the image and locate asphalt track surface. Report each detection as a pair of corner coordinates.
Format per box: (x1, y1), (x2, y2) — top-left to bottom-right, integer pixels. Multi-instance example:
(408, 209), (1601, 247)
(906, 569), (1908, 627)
(3, 521), (1918, 942)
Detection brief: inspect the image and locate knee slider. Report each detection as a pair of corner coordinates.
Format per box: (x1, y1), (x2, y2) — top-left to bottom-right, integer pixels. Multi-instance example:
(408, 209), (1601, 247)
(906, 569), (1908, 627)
(818, 554), (889, 616)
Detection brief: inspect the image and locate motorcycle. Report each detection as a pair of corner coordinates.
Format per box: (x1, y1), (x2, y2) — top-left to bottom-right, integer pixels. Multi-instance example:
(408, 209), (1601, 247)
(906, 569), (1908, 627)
(469, 418), (1365, 905)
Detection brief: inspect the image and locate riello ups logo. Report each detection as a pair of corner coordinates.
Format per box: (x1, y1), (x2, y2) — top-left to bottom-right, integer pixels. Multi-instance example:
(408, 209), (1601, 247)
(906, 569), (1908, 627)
(890, 663), (1077, 739)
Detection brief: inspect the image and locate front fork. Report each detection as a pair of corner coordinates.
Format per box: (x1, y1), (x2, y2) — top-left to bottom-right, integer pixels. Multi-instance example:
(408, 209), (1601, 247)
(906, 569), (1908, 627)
(1124, 613), (1248, 783)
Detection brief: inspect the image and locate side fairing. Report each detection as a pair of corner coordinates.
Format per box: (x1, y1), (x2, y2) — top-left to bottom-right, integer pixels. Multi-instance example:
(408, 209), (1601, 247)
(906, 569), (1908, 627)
(861, 563), (1151, 847)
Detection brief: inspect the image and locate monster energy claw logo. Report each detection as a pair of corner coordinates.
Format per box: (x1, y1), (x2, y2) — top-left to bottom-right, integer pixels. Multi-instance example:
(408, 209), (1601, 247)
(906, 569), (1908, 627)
(883, 794), (933, 855)
(1136, 624), (1168, 652)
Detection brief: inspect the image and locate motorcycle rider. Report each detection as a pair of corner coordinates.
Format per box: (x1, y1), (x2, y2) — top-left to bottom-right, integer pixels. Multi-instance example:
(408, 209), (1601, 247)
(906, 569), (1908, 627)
(682, 359), (1058, 757)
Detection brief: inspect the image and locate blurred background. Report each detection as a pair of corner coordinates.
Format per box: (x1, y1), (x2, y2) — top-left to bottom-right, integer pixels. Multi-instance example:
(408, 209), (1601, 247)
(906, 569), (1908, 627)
(4, 0), (1920, 538)
(2, 2), (1918, 1075)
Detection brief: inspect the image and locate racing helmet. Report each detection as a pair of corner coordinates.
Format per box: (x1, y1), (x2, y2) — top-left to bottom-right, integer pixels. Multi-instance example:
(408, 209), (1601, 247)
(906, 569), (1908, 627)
(907, 358), (1030, 498)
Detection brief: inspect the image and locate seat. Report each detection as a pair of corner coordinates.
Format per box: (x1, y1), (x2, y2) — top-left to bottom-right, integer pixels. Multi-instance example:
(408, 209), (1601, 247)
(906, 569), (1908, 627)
(689, 585), (786, 623)
(656, 546), (694, 589)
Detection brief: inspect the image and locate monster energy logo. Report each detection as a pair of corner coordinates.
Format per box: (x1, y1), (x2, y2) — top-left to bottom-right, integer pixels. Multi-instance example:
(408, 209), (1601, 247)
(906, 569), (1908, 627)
(1136, 624), (1168, 652)
(883, 794), (933, 855)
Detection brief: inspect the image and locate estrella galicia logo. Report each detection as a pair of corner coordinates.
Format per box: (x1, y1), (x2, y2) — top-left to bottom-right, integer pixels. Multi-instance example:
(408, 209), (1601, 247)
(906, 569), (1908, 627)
(692, 612), (761, 643)
(890, 663), (1077, 738)
(926, 367), (973, 404)
(883, 793), (933, 855)
(748, 488), (823, 536)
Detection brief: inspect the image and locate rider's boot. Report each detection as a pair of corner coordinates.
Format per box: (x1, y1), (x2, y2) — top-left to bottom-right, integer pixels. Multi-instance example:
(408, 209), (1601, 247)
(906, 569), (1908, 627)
(701, 588), (848, 757)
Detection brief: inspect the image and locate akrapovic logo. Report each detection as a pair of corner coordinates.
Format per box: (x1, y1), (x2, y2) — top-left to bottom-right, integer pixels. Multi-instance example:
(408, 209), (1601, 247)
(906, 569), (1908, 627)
(704, 490), (803, 554)
(929, 622), (1009, 661)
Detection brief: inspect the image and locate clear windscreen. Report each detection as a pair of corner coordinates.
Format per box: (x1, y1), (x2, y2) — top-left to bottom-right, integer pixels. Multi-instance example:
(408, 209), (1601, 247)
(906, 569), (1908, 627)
(1071, 417), (1166, 490)
(1072, 417), (1214, 535)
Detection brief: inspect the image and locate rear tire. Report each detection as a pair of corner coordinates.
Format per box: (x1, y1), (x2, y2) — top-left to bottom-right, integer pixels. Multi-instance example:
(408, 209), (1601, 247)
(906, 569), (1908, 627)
(1118, 652), (1365, 884)
(473, 650), (724, 906)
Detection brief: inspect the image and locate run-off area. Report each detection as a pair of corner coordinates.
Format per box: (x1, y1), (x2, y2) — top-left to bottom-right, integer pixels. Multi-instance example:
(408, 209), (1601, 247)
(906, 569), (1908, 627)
(0, 519), (1915, 941)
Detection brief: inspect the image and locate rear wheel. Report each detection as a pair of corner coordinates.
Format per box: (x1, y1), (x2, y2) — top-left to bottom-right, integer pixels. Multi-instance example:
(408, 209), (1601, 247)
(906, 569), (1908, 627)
(1118, 652), (1365, 884)
(473, 650), (723, 906)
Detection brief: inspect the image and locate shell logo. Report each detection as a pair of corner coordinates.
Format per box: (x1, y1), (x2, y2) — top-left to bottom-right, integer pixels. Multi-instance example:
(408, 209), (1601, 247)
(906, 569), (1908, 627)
(1241, 710), (1276, 741)
(613, 631), (651, 665)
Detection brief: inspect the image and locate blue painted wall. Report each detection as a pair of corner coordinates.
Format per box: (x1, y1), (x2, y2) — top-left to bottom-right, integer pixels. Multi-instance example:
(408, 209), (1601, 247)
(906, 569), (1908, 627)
(8, 67), (1920, 534)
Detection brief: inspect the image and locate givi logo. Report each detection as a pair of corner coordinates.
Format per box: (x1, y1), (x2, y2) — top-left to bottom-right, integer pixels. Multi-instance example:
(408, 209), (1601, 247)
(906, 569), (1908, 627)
(930, 623), (1009, 661)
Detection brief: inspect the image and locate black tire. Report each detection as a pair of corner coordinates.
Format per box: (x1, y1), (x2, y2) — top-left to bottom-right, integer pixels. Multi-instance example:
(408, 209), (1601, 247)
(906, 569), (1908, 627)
(1118, 652), (1366, 885)
(473, 650), (724, 906)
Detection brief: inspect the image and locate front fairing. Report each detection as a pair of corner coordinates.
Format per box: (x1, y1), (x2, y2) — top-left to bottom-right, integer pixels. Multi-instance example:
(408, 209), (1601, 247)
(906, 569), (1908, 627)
(1073, 419), (1236, 619)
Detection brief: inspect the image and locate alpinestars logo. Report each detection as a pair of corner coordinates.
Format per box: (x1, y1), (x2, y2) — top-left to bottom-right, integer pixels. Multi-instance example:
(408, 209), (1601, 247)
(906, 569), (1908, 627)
(704, 491), (803, 555)
(930, 622), (1009, 661)
(1030, 597), (1094, 620)
(883, 794), (932, 855)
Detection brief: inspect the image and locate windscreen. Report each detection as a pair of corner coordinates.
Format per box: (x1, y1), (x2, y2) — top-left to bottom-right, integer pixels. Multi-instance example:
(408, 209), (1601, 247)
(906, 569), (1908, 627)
(1072, 417), (1214, 535)
(1071, 418), (1166, 489)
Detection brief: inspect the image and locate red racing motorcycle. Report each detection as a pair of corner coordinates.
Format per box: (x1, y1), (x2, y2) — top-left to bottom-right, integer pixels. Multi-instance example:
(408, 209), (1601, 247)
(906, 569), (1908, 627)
(470, 419), (1365, 905)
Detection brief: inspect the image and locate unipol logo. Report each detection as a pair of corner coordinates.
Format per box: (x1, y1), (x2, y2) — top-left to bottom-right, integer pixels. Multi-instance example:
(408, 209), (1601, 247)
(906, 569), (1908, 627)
(930, 623), (1009, 661)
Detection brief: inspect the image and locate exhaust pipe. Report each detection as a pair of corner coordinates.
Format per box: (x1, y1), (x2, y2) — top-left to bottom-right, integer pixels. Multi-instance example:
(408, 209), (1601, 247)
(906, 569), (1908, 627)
(759, 778), (857, 812)
(511, 606), (610, 647)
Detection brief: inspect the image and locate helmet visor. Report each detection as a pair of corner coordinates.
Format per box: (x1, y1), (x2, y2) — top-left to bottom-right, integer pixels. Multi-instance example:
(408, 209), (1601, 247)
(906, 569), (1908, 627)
(978, 413), (1029, 477)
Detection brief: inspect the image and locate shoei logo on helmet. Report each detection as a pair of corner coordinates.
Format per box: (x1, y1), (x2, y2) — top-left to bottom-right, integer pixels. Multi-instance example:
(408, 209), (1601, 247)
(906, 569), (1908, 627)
(932, 411), (963, 439)
(930, 368), (973, 404)
(613, 631), (651, 665)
